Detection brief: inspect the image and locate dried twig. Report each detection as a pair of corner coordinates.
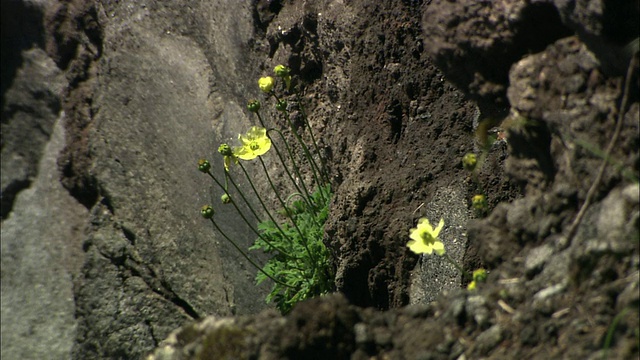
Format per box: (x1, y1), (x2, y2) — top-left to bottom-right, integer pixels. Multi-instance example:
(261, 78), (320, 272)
(564, 53), (638, 247)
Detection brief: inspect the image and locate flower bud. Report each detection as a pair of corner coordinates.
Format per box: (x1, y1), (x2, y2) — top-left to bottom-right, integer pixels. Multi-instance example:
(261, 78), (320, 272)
(198, 159), (211, 173)
(471, 194), (487, 211)
(274, 65), (290, 77)
(200, 205), (214, 219)
(275, 99), (287, 112)
(258, 76), (275, 93)
(247, 100), (261, 113)
(467, 281), (477, 291)
(472, 268), (487, 283)
(221, 193), (231, 204)
(218, 144), (233, 157)
(462, 153), (477, 172)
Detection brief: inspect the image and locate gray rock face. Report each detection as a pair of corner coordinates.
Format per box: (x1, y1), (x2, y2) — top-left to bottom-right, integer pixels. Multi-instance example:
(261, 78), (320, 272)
(2, 1), (274, 359)
(1, 4), (80, 357)
(1, 113), (85, 360)
(71, 1), (274, 358)
(1, 47), (63, 218)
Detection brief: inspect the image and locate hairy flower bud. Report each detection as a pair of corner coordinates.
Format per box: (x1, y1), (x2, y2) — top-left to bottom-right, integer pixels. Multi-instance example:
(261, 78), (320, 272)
(247, 100), (261, 113)
(472, 268), (487, 283)
(198, 159), (211, 173)
(275, 99), (287, 112)
(274, 65), (290, 77)
(200, 205), (214, 219)
(218, 144), (233, 157)
(462, 153), (477, 172)
(258, 76), (275, 93)
(471, 194), (487, 211)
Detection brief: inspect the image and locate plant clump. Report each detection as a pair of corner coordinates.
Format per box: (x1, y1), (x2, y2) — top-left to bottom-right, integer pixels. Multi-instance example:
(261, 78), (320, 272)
(198, 65), (333, 313)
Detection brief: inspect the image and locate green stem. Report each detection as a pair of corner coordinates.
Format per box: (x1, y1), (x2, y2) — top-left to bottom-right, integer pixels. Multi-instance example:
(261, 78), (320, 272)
(207, 170), (297, 259)
(257, 156), (318, 269)
(236, 161), (299, 250)
(271, 93), (326, 197)
(208, 218), (293, 289)
(294, 90), (330, 184)
(255, 112), (313, 204)
(267, 128), (314, 205)
(284, 192), (323, 229)
(442, 253), (471, 281)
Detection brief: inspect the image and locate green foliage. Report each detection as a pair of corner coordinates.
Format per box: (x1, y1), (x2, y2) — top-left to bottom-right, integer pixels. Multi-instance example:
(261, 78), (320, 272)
(251, 184), (333, 314)
(602, 307), (630, 359)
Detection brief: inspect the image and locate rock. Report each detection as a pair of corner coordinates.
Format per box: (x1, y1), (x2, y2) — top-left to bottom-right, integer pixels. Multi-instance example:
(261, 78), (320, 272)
(1, 115), (86, 359)
(471, 324), (504, 356)
(551, 0), (639, 74)
(465, 295), (490, 329)
(2, 0), (638, 359)
(525, 243), (555, 278)
(422, 0), (571, 116)
(1, 46), (64, 218)
(69, 1), (274, 357)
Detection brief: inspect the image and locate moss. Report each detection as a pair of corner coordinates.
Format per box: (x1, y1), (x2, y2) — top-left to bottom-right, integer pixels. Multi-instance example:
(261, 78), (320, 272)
(197, 324), (252, 360)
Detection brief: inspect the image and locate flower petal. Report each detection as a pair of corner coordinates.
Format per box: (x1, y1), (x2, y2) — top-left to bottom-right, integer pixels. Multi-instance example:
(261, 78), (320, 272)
(434, 218), (445, 237)
(433, 241), (446, 256)
(407, 239), (430, 255)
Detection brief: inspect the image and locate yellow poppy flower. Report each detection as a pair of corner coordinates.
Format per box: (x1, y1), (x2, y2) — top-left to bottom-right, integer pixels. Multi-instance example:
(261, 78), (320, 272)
(233, 126), (271, 160)
(258, 76), (275, 93)
(407, 217), (446, 256)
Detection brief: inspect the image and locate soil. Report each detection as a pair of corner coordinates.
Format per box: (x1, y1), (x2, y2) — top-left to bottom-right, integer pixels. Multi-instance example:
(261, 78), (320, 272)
(284, 0), (523, 310)
(244, 0), (639, 359)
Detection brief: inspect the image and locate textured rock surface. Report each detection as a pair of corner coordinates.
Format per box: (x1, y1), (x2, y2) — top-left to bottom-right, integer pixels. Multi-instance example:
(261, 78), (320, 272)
(1, 0), (638, 359)
(1, 115), (86, 360)
(68, 1), (276, 358)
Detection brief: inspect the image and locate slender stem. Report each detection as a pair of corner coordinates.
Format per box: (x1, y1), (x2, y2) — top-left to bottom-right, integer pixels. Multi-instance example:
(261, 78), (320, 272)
(271, 92), (326, 195)
(207, 169), (297, 259)
(209, 218), (294, 288)
(295, 90), (330, 184)
(284, 192), (323, 229)
(258, 156), (317, 268)
(281, 108), (327, 205)
(236, 161), (298, 248)
(267, 128), (313, 204)
(565, 53), (638, 248)
(442, 253), (471, 281)
(255, 112), (313, 203)
(219, 170), (261, 222)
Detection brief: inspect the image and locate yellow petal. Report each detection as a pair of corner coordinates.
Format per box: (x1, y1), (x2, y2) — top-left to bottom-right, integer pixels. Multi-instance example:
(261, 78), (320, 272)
(433, 218), (445, 237)
(409, 227), (422, 243)
(407, 239), (428, 254)
(433, 241), (446, 256)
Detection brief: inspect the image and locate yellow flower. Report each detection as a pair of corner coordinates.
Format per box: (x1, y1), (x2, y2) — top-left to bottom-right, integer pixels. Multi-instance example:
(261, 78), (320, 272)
(467, 281), (477, 290)
(233, 126), (271, 160)
(258, 76), (275, 93)
(407, 217), (446, 255)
